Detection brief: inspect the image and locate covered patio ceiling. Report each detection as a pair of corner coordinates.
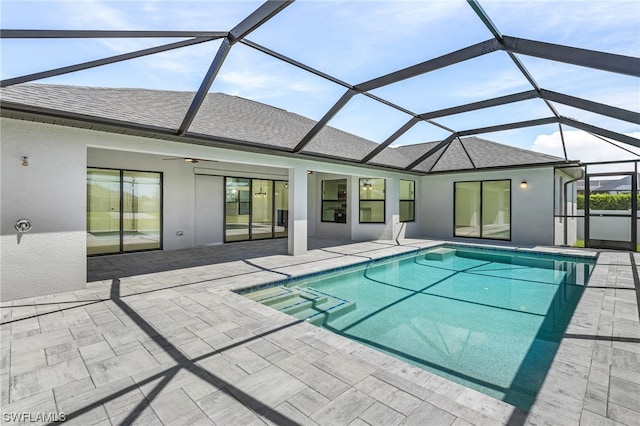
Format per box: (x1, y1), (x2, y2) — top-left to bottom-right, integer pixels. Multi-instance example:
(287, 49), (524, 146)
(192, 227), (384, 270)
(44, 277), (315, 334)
(1, 0), (639, 173)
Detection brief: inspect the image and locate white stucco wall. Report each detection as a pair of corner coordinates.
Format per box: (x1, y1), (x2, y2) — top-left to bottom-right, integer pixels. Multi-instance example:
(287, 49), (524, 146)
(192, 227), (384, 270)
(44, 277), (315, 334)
(1, 119), (87, 301)
(1, 118), (423, 301)
(420, 167), (556, 246)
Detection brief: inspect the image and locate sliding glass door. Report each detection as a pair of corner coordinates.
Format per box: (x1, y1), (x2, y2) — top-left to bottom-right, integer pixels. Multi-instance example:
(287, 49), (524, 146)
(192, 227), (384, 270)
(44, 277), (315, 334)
(224, 178), (288, 242)
(454, 179), (510, 240)
(87, 168), (162, 255)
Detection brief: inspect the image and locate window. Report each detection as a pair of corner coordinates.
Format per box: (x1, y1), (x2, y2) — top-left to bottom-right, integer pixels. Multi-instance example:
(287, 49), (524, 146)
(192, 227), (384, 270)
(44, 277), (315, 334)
(399, 180), (415, 222)
(87, 168), (162, 255)
(360, 178), (385, 223)
(454, 179), (510, 240)
(322, 179), (347, 223)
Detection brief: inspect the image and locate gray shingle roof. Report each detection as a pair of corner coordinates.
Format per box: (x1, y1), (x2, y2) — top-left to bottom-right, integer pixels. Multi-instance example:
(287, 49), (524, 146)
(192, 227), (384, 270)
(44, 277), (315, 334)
(1, 83), (568, 173)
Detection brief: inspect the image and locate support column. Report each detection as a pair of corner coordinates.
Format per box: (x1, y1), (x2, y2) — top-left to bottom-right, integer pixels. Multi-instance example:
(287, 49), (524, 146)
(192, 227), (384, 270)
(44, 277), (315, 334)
(288, 166), (308, 255)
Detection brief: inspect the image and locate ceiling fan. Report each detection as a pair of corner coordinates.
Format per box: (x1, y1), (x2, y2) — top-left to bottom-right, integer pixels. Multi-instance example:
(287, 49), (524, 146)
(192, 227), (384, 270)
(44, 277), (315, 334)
(161, 156), (217, 164)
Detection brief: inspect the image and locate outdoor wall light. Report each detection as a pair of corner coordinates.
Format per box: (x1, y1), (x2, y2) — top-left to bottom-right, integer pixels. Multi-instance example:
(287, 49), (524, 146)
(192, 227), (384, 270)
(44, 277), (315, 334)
(21, 156), (29, 167)
(184, 158), (198, 163)
(520, 181), (528, 189)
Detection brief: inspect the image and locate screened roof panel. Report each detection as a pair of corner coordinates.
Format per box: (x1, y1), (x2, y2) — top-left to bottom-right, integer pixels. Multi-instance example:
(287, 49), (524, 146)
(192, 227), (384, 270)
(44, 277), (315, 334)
(481, 1), (640, 56)
(435, 98), (552, 131)
(515, 55), (640, 112)
(0, 1), (262, 31)
(210, 43), (347, 121)
(531, 130), (640, 164)
(470, 125), (563, 152)
(391, 121), (452, 148)
(368, 52), (532, 114)
(1, 40), (223, 90)
(1, 0), (638, 171)
(319, 93), (412, 144)
(247, 1), (490, 83)
(553, 103), (639, 136)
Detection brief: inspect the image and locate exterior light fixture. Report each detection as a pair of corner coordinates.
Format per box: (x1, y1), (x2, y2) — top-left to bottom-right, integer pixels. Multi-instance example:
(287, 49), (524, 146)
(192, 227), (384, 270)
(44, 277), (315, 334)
(184, 158), (199, 163)
(21, 156), (29, 167)
(520, 181), (528, 189)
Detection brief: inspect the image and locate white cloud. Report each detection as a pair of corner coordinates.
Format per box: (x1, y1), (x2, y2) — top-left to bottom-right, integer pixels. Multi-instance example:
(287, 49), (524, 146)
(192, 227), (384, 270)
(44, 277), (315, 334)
(531, 130), (640, 163)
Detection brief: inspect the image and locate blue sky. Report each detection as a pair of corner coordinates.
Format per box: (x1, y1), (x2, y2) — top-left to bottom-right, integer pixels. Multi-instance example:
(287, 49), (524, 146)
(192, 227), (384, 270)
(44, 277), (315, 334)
(1, 0), (639, 163)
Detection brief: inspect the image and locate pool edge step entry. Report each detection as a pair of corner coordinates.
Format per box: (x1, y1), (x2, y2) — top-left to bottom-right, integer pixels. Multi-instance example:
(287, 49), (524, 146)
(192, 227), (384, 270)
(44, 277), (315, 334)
(425, 247), (456, 261)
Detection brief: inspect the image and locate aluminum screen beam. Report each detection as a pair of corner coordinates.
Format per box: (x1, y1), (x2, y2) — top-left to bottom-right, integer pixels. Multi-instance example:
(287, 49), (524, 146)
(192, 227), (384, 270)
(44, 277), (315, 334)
(229, 0), (293, 41)
(466, 1), (562, 121)
(501, 36), (640, 78)
(458, 137), (477, 169)
(1, 37), (217, 88)
(419, 90), (538, 120)
(405, 133), (458, 170)
(457, 117), (558, 136)
(560, 117), (640, 148)
(361, 117), (420, 163)
(540, 90), (640, 124)
(178, 0), (292, 136)
(178, 38), (232, 136)
(293, 89), (357, 152)
(356, 39), (501, 92)
(0, 30), (229, 38)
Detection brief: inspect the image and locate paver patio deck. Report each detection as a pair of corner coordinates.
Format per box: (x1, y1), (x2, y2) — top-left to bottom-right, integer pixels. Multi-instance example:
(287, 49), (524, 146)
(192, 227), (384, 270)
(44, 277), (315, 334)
(1, 238), (639, 425)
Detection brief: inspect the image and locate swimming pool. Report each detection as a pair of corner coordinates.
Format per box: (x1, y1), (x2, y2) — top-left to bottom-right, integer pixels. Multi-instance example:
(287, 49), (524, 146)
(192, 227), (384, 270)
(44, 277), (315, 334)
(239, 244), (596, 410)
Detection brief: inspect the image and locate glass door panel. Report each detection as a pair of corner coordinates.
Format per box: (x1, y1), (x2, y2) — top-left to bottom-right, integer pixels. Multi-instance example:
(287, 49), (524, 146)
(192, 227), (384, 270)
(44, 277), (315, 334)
(225, 177), (251, 242)
(122, 171), (162, 252)
(251, 179), (273, 240)
(87, 168), (121, 255)
(481, 180), (510, 240)
(274, 181), (289, 238)
(455, 181), (481, 237)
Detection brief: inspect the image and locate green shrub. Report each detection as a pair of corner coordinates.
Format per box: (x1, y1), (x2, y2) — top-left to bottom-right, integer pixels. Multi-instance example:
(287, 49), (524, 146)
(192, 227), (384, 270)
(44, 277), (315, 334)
(577, 193), (640, 210)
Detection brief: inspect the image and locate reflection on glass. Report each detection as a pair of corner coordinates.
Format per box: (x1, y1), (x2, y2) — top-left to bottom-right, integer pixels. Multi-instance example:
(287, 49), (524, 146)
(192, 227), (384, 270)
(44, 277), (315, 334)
(359, 178), (385, 223)
(482, 180), (510, 240)
(87, 168), (121, 255)
(252, 179), (273, 240)
(399, 180), (415, 222)
(455, 181), (481, 237)
(274, 181), (289, 238)
(322, 179), (347, 223)
(122, 171), (162, 252)
(225, 177), (251, 242)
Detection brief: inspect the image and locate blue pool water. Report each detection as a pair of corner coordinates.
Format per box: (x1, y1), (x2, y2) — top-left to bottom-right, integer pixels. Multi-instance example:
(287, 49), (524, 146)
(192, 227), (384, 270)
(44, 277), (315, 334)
(241, 245), (595, 410)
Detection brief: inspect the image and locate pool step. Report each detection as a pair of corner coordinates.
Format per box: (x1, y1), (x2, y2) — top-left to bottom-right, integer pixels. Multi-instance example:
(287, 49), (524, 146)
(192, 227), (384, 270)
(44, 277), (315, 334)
(243, 285), (296, 304)
(425, 247), (456, 261)
(273, 292), (329, 315)
(245, 285), (356, 323)
(307, 301), (357, 325)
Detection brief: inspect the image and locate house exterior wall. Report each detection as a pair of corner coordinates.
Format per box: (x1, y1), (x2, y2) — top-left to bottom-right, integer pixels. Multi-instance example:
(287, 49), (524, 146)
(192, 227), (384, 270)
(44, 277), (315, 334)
(1, 118), (423, 300)
(1, 119), (87, 301)
(420, 167), (555, 246)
